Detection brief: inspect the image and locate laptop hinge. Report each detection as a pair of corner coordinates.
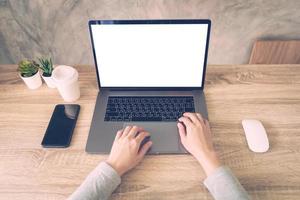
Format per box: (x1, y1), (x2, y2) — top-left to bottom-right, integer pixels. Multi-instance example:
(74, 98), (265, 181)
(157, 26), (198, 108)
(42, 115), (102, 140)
(105, 87), (203, 91)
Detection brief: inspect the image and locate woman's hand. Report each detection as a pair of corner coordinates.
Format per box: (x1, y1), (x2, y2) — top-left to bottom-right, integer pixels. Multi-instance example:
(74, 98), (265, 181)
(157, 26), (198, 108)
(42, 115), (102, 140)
(178, 113), (221, 176)
(106, 126), (152, 176)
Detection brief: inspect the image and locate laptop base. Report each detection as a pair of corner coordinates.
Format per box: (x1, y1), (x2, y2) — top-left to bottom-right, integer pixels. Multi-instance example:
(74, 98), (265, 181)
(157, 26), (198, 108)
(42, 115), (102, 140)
(86, 89), (208, 154)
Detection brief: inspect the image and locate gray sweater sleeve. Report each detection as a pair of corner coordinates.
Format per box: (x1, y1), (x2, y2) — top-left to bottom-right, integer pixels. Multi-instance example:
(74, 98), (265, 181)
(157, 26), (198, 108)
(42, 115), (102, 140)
(68, 163), (249, 200)
(68, 162), (121, 200)
(204, 166), (250, 200)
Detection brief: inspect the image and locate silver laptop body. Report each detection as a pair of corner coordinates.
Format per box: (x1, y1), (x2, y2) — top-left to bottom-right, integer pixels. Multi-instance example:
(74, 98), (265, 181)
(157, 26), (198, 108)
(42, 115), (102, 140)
(86, 19), (211, 154)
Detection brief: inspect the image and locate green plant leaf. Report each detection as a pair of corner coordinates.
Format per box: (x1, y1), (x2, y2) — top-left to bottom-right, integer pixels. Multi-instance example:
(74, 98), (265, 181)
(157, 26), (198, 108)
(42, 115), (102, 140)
(38, 57), (53, 76)
(18, 59), (38, 77)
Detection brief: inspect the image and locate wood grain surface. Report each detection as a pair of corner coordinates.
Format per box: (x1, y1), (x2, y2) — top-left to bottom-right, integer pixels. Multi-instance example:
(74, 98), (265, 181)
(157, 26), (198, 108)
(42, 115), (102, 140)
(0, 64), (300, 200)
(249, 40), (300, 64)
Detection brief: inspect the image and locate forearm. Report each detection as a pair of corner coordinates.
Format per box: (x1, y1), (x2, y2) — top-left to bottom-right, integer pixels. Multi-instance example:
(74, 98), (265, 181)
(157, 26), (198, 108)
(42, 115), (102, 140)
(204, 166), (250, 200)
(68, 162), (121, 200)
(195, 151), (221, 177)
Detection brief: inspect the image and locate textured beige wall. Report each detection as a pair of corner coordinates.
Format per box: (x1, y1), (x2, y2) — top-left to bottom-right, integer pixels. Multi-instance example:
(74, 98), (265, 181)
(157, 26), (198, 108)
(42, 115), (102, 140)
(0, 0), (300, 65)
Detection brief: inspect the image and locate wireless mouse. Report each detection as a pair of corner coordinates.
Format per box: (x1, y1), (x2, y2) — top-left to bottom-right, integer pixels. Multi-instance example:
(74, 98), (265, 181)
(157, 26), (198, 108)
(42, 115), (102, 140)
(242, 119), (269, 153)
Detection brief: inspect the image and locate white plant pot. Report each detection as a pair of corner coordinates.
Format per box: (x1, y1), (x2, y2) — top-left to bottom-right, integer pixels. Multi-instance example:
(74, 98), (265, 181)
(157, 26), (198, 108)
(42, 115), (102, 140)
(42, 74), (56, 88)
(20, 71), (42, 90)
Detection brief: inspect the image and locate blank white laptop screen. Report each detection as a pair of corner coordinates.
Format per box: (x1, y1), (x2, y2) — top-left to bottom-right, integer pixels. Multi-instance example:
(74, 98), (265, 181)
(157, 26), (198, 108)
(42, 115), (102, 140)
(90, 23), (208, 87)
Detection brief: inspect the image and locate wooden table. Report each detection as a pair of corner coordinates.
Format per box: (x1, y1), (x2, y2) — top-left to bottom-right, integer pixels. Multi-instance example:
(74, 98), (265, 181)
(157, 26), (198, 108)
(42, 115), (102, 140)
(0, 64), (300, 200)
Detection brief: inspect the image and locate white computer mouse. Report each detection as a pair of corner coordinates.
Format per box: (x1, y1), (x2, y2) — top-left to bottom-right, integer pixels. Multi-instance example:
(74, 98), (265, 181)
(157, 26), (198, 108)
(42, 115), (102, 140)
(242, 119), (269, 153)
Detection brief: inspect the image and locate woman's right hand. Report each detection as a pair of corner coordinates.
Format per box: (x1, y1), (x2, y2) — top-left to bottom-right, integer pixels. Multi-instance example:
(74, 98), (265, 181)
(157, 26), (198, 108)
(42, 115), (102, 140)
(178, 112), (221, 176)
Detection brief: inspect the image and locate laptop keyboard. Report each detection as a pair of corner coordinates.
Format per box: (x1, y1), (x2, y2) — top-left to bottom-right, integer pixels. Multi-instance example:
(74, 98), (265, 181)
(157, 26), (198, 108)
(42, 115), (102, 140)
(104, 96), (195, 122)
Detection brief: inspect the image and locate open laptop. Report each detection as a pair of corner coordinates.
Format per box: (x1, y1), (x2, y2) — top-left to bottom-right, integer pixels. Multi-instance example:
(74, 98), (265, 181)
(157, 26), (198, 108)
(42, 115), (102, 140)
(86, 19), (211, 154)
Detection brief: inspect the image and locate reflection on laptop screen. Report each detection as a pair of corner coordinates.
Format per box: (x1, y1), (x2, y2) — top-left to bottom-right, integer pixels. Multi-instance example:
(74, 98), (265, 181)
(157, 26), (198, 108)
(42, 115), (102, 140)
(90, 23), (209, 87)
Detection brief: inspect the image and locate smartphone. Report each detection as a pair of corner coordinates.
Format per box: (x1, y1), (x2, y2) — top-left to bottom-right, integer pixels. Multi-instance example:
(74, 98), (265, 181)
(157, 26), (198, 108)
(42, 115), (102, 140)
(41, 104), (80, 148)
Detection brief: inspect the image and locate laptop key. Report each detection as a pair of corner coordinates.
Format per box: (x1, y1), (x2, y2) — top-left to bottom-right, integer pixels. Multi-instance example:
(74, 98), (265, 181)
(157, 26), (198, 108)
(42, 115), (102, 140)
(185, 107), (195, 112)
(132, 116), (162, 121)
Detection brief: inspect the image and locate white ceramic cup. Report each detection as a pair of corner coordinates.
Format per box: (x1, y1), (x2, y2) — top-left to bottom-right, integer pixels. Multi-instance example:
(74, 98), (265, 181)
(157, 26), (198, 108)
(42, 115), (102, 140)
(52, 65), (80, 102)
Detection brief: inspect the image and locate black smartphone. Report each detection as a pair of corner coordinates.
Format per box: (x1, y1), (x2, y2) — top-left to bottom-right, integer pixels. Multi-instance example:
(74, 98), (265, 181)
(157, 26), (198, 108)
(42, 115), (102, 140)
(41, 104), (80, 148)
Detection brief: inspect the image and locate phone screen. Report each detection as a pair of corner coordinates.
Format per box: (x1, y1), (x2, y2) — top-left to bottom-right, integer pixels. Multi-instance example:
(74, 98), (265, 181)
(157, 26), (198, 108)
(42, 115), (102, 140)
(41, 104), (80, 147)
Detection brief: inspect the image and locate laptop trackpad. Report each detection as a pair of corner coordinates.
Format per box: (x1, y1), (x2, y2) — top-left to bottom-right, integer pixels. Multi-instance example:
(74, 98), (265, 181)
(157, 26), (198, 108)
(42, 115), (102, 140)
(123, 122), (179, 154)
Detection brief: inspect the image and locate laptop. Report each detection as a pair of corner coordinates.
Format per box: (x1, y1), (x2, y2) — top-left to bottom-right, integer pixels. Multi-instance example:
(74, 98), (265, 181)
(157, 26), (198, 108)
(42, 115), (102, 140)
(86, 19), (211, 154)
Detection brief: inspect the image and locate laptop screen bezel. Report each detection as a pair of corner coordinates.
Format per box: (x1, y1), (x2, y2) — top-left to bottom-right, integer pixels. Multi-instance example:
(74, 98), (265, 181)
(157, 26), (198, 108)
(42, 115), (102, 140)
(88, 19), (211, 90)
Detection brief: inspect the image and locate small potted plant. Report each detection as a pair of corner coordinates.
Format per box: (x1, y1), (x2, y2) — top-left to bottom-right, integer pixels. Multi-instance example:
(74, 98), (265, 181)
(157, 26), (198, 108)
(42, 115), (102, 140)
(38, 57), (55, 88)
(18, 59), (42, 89)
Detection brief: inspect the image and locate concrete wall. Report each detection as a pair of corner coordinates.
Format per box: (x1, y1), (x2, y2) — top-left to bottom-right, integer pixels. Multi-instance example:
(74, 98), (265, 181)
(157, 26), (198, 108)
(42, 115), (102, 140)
(0, 0), (300, 65)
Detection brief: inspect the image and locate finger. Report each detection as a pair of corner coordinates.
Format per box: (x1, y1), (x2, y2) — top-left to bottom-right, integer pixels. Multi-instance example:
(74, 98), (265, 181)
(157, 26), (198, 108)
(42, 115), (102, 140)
(128, 126), (143, 138)
(204, 119), (209, 127)
(178, 116), (193, 127)
(196, 113), (205, 124)
(177, 122), (186, 140)
(115, 129), (123, 140)
(122, 126), (132, 137)
(138, 141), (152, 158)
(183, 112), (201, 124)
(135, 131), (150, 144)
(204, 119), (212, 134)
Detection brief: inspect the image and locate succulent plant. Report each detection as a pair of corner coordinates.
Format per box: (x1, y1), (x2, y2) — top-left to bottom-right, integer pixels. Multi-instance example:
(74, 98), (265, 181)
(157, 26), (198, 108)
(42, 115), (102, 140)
(18, 60), (39, 77)
(38, 57), (53, 77)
